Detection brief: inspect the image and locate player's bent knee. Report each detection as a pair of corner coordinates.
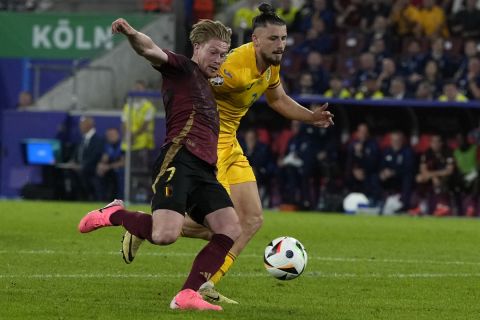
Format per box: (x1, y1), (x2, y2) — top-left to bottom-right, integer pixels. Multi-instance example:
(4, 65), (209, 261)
(243, 213), (263, 234)
(230, 224), (242, 241)
(216, 223), (242, 241)
(151, 231), (178, 245)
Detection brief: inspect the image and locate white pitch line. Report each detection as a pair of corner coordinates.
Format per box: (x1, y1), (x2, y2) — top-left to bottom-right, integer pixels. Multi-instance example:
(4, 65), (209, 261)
(2, 250), (480, 267)
(2, 272), (480, 279)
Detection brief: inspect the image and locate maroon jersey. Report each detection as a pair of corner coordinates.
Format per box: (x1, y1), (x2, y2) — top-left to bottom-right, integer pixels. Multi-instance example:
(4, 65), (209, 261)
(421, 148), (454, 171)
(155, 50), (219, 166)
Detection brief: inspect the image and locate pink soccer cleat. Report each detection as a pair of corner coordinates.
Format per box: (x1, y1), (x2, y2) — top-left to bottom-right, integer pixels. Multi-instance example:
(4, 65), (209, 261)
(78, 199), (124, 233)
(170, 289), (222, 311)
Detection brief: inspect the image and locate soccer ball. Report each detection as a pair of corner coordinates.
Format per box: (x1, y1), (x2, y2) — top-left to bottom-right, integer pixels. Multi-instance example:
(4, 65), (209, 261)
(343, 192), (369, 213)
(264, 236), (308, 280)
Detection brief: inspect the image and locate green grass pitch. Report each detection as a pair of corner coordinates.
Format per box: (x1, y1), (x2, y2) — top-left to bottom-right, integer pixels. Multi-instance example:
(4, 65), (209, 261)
(1, 200), (480, 320)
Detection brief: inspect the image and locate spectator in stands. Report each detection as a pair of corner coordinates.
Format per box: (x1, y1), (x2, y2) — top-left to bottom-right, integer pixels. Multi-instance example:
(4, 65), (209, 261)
(240, 128), (276, 207)
(95, 127), (125, 201)
(410, 134), (456, 216)
(368, 38), (391, 67)
(293, 72), (316, 95)
(420, 60), (443, 98)
(438, 80), (468, 102)
(278, 119), (326, 210)
(324, 74), (351, 98)
(454, 39), (478, 86)
(336, 0), (365, 31)
(67, 116), (105, 201)
(276, 0), (300, 28)
(279, 111), (338, 210)
(378, 131), (415, 212)
(377, 58), (397, 94)
(354, 72), (384, 99)
(233, 0), (260, 42)
(121, 80), (155, 170)
(453, 132), (479, 216)
(465, 57), (480, 99)
(345, 123), (381, 204)
(353, 52), (378, 89)
(293, 17), (334, 55)
(303, 51), (330, 93)
(450, 0), (480, 39)
(389, 0), (420, 37)
(388, 76), (411, 99)
(16, 91), (33, 111)
(424, 37), (455, 78)
(278, 120), (304, 208)
(400, 39), (426, 84)
(292, 0), (336, 33)
(415, 0), (449, 38)
(308, 105), (341, 210)
(361, 1), (391, 33)
(364, 15), (393, 53)
(415, 80), (435, 100)
(121, 80), (155, 201)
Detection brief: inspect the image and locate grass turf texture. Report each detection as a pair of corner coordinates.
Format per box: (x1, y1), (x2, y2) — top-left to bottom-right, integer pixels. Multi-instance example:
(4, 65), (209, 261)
(1, 201), (480, 320)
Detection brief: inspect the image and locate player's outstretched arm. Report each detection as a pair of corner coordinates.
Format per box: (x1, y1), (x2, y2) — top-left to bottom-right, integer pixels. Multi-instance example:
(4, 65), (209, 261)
(265, 83), (334, 128)
(111, 18), (168, 66)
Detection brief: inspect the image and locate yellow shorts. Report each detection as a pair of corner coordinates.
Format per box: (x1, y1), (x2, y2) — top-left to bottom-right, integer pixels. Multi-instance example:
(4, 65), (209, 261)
(216, 138), (256, 194)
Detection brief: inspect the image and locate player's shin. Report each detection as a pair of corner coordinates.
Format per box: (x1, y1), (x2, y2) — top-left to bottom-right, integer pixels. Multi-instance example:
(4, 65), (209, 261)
(181, 234), (234, 291)
(209, 251), (236, 285)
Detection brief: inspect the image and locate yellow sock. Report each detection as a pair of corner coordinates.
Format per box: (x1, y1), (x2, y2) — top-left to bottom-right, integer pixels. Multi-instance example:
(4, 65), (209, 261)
(210, 251), (236, 285)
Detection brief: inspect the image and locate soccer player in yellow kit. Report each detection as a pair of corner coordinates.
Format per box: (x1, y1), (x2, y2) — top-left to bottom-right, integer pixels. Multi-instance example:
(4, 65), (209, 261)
(122, 3), (334, 303)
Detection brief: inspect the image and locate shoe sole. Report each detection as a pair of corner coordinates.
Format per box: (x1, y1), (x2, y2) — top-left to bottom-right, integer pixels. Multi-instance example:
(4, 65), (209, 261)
(199, 288), (239, 304)
(121, 232), (134, 264)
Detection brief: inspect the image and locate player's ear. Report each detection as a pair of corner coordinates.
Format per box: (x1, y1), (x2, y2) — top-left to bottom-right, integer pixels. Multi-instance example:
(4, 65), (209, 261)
(252, 33), (259, 47)
(193, 42), (203, 53)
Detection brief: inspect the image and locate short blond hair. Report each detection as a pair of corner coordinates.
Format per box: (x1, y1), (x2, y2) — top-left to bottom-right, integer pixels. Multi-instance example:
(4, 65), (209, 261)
(189, 19), (232, 47)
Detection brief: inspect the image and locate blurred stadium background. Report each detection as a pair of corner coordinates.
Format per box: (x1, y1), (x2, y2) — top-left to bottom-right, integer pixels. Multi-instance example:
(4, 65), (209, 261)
(2, 0), (480, 215)
(3, 1), (480, 319)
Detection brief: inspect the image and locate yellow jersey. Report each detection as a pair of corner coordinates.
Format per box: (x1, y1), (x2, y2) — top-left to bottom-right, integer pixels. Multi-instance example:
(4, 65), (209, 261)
(211, 42), (281, 145)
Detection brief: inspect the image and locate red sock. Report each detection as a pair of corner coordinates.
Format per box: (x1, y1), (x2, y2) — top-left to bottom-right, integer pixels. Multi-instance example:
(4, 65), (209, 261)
(109, 210), (153, 243)
(181, 234), (234, 291)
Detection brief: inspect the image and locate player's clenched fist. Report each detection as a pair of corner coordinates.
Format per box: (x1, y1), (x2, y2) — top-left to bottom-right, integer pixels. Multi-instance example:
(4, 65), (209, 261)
(111, 18), (136, 36)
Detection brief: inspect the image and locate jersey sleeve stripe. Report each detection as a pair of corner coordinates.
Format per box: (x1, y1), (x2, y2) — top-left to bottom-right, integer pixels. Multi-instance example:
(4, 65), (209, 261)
(268, 81), (281, 89)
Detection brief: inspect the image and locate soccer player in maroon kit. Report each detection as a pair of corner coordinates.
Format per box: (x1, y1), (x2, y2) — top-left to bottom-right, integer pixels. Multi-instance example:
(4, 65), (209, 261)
(77, 18), (241, 311)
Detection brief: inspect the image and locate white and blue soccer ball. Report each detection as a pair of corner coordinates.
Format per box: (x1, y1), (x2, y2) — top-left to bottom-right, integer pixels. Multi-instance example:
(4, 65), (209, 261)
(343, 192), (369, 213)
(264, 236), (308, 280)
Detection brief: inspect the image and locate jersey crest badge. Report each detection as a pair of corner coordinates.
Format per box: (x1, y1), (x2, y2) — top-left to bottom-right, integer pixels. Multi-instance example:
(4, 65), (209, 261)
(210, 75), (224, 86)
(266, 68), (271, 82)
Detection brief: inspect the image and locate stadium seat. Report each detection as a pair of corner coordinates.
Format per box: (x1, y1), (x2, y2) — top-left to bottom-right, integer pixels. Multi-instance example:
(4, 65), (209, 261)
(256, 128), (271, 145)
(271, 129), (294, 158)
(378, 133), (391, 149)
(413, 134), (432, 153)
